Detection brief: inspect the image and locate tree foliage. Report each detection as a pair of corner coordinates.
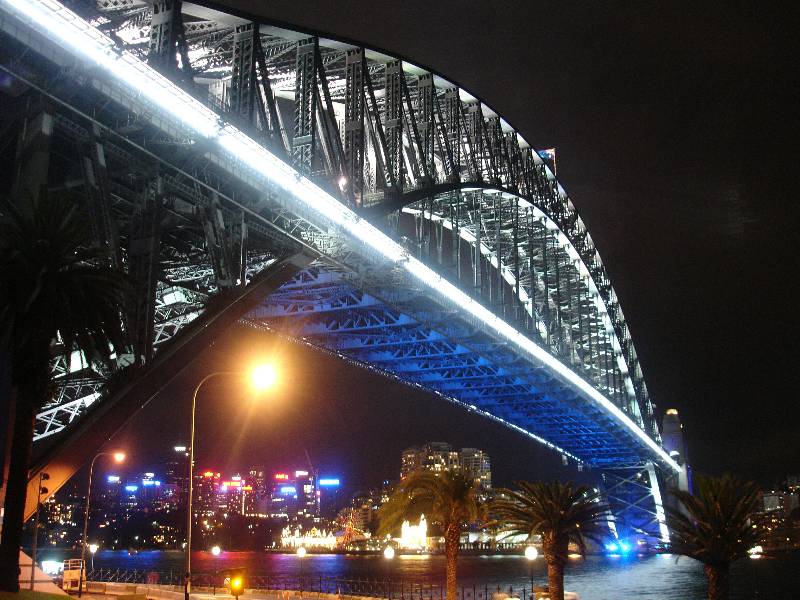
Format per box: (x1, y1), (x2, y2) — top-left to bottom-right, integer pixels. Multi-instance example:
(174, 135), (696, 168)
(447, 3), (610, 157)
(0, 192), (129, 380)
(493, 481), (608, 600)
(0, 192), (129, 591)
(668, 474), (759, 566)
(378, 470), (485, 537)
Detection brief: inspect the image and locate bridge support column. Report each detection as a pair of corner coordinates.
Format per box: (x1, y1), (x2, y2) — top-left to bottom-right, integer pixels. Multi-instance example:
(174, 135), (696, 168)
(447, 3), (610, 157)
(11, 107), (52, 200)
(601, 462), (669, 544)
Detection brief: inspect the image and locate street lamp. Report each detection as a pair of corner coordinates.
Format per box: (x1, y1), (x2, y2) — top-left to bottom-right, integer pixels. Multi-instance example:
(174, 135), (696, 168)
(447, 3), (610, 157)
(79, 451), (125, 597)
(524, 545), (538, 599)
(211, 545), (222, 595)
(88, 544), (99, 571)
(383, 546), (395, 560)
(296, 546), (306, 595)
(184, 365), (278, 600)
(30, 472), (49, 589)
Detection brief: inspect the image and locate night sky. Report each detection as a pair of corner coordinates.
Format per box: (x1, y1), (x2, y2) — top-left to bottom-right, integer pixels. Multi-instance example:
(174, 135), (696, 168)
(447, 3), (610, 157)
(112, 1), (799, 488)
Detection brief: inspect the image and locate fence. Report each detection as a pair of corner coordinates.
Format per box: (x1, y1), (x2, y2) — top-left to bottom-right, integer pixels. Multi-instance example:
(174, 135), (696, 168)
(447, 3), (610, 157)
(87, 570), (542, 600)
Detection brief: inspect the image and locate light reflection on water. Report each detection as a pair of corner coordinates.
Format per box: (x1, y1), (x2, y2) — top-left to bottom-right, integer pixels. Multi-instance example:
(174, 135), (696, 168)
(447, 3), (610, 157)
(40, 549), (799, 600)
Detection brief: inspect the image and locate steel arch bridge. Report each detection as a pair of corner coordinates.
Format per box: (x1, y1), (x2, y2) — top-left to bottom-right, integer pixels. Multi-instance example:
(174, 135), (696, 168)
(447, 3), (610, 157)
(0, 0), (679, 541)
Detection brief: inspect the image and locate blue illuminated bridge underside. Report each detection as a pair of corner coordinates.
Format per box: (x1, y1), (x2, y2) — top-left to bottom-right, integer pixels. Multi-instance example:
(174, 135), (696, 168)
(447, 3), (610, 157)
(249, 266), (645, 468)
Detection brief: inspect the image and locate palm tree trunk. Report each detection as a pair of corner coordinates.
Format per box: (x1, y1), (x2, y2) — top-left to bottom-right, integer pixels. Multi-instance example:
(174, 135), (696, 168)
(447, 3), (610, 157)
(546, 561), (565, 600)
(705, 564), (730, 600)
(444, 525), (461, 600)
(0, 355), (47, 592)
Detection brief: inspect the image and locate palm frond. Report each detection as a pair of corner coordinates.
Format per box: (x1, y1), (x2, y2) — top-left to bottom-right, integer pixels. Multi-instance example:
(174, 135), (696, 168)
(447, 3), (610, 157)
(0, 192), (130, 393)
(378, 470), (485, 537)
(667, 474), (759, 567)
(492, 481), (608, 557)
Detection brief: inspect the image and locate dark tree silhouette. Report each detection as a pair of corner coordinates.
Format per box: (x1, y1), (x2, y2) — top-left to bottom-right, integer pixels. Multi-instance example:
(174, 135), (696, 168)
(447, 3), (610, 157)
(0, 193), (128, 590)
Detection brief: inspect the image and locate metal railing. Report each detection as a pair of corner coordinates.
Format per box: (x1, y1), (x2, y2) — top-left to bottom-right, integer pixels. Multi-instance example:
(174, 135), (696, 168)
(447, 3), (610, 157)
(87, 570), (543, 600)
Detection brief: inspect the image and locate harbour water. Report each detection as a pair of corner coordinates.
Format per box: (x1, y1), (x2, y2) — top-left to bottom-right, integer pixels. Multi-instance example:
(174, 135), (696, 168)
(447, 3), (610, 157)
(40, 549), (798, 599)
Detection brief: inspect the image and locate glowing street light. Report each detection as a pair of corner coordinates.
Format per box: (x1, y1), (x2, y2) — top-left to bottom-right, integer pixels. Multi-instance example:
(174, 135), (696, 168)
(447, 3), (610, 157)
(185, 365), (278, 600)
(230, 576), (243, 599)
(296, 546), (307, 558)
(88, 544), (99, 571)
(383, 546), (396, 560)
(524, 545), (538, 595)
(79, 451), (126, 597)
(211, 545), (221, 557)
(250, 363), (278, 390)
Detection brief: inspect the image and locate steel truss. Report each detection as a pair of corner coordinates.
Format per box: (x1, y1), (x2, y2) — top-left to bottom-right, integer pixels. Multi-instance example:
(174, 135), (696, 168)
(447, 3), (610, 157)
(0, 0), (674, 540)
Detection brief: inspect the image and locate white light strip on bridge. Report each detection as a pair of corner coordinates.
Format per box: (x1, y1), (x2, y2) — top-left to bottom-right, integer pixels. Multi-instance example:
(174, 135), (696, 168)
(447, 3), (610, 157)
(1, 0), (679, 473)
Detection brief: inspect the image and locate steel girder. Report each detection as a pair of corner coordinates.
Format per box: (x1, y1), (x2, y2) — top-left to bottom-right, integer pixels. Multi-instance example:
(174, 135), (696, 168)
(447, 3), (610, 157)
(247, 267), (648, 470)
(0, 0), (673, 540)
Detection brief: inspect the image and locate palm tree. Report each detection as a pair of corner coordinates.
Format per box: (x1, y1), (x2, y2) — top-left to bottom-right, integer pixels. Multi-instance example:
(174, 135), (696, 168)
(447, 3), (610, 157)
(667, 474), (759, 600)
(493, 481), (607, 600)
(0, 193), (129, 591)
(378, 470), (486, 600)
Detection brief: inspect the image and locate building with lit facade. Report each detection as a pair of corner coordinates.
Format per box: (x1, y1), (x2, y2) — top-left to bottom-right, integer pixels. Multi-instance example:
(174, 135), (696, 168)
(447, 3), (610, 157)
(165, 445), (189, 501)
(195, 471), (221, 516)
(401, 443), (492, 491)
(269, 470), (320, 520)
(459, 448), (492, 490)
(216, 475), (249, 515)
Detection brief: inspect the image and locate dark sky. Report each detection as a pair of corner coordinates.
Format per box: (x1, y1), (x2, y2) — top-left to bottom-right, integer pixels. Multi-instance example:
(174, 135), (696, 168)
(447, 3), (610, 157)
(112, 1), (800, 487)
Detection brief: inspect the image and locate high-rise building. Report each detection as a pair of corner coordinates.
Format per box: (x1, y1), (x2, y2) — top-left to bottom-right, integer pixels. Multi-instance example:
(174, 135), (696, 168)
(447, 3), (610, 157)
(401, 443), (492, 491)
(195, 471), (220, 516)
(269, 470), (320, 520)
(165, 445), (189, 501)
(217, 475), (245, 515)
(460, 448), (492, 490)
(245, 466), (267, 516)
(401, 442), (460, 479)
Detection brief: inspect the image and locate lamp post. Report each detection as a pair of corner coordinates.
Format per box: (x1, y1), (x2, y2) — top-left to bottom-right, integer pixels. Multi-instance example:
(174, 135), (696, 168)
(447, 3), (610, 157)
(524, 545), (538, 600)
(79, 452), (125, 597)
(88, 544), (99, 571)
(211, 545), (221, 595)
(296, 546), (306, 595)
(29, 472), (49, 589)
(184, 365), (278, 600)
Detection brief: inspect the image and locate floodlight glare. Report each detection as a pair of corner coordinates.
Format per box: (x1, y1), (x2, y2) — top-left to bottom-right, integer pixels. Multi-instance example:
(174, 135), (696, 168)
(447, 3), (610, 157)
(250, 364), (278, 390)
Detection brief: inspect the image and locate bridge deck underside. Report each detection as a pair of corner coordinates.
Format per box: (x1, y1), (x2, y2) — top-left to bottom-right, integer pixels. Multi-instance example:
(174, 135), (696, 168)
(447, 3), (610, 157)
(247, 266), (647, 469)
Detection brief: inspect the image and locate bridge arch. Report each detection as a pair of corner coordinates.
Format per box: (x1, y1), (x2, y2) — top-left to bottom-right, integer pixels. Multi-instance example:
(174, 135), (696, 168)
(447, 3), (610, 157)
(0, 0), (676, 540)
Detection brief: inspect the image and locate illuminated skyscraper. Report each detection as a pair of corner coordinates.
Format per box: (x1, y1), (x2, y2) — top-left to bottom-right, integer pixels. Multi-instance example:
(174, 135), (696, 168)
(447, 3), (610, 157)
(401, 443), (492, 491)
(165, 445), (189, 501)
(195, 471), (220, 516)
(269, 470), (321, 520)
(459, 448), (492, 490)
